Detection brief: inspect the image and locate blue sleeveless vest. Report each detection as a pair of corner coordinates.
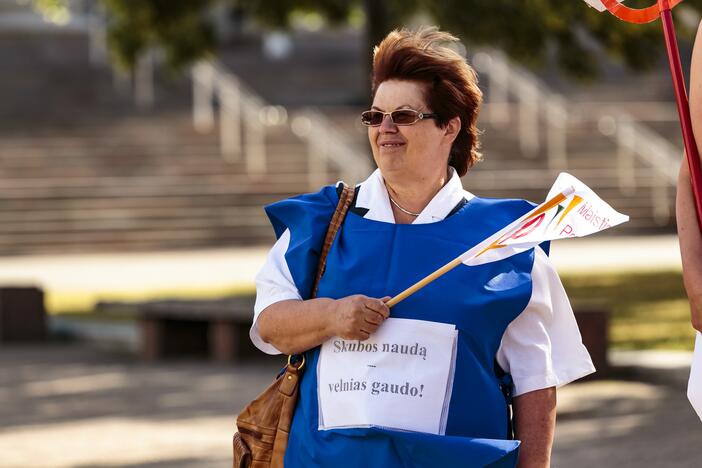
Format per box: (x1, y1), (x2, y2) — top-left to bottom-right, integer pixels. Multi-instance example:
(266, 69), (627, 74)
(264, 185), (548, 468)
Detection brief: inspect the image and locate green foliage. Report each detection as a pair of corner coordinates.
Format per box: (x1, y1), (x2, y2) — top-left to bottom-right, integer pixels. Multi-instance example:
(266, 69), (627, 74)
(231, 0), (353, 29)
(229, 0), (702, 79)
(30, 0), (71, 25)
(562, 271), (696, 350)
(28, 0), (702, 77)
(102, 0), (216, 71)
(423, 0), (664, 79)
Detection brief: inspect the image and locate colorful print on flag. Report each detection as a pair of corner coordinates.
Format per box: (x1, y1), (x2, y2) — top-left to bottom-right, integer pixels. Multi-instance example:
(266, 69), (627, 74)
(460, 172), (629, 266)
(582, 0), (607, 12)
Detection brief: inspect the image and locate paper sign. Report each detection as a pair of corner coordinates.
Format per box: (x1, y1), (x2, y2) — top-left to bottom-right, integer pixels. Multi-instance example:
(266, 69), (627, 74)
(317, 318), (458, 435)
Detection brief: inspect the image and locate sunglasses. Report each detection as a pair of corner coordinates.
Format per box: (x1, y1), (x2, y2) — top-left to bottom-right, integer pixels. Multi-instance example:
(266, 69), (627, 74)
(360, 109), (439, 126)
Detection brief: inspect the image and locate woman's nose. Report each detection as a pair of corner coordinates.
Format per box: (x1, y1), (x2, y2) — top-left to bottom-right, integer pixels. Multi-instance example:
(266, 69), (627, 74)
(379, 114), (398, 132)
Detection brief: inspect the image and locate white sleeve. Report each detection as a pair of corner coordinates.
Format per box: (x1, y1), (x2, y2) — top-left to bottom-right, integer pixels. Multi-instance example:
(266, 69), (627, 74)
(496, 247), (596, 397)
(250, 229), (302, 355)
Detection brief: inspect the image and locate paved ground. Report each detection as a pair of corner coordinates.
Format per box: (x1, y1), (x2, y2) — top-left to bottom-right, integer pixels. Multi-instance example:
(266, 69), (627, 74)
(554, 353), (702, 468)
(1, 343), (701, 468)
(0, 343), (283, 468)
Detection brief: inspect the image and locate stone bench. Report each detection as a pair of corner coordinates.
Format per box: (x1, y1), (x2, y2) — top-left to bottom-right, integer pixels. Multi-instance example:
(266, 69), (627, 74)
(0, 286), (46, 342)
(135, 296), (609, 372)
(137, 296), (256, 362)
(573, 306), (609, 376)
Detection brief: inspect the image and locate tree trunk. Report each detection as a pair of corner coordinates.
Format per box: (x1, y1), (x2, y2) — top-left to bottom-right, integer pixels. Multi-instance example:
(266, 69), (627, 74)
(363, 0), (392, 102)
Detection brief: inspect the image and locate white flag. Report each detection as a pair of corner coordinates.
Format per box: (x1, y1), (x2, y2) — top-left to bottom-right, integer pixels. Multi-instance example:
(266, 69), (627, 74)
(460, 172), (629, 266)
(582, 0), (607, 12)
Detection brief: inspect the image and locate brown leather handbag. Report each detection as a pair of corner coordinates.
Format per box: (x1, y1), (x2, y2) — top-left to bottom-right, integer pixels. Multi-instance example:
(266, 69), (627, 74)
(233, 184), (355, 468)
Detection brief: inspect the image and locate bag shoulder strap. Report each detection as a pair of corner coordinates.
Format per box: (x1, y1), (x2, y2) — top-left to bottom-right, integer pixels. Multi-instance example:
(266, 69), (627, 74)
(310, 183), (355, 299)
(288, 184), (355, 369)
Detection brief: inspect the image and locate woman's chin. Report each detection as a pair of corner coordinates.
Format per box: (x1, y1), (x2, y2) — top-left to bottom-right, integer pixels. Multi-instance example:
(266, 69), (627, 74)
(376, 152), (407, 170)
(377, 161), (405, 177)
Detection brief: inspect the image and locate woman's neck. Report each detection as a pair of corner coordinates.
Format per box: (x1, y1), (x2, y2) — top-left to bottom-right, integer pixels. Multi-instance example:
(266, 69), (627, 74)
(384, 168), (450, 224)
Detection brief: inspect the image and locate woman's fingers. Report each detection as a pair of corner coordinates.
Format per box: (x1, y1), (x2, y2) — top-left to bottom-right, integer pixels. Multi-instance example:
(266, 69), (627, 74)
(363, 309), (385, 325)
(364, 297), (390, 319)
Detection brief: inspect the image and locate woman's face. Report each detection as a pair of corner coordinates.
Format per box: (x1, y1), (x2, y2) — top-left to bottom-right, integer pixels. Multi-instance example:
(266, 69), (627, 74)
(368, 79), (454, 184)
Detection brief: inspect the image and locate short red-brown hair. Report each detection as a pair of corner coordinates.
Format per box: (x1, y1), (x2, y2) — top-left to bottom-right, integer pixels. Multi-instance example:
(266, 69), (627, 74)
(372, 27), (483, 176)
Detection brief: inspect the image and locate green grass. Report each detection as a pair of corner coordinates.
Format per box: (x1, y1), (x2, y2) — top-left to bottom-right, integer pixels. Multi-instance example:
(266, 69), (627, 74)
(48, 270), (696, 351)
(47, 284), (256, 316)
(562, 271), (696, 351)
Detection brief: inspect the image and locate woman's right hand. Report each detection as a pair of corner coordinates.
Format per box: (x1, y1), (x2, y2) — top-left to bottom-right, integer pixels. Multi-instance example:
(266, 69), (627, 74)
(330, 295), (391, 341)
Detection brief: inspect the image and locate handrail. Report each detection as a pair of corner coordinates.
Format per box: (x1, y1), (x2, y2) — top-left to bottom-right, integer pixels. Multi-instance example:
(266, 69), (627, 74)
(191, 59), (370, 187)
(473, 49), (569, 170)
(473, 48), (680, 224)
(601, 112), (679, 223)
(291, 107), (373, 188)
(602, 113), (679, 185)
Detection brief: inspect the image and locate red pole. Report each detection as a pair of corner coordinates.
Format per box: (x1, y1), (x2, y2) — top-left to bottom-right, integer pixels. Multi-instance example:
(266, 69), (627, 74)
(659, 0), (702, 231)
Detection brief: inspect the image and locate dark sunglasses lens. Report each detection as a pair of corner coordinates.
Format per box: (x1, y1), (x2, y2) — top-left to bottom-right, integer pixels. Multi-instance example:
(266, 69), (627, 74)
(391, 110), (419, 125)
(361, 111), (384, 126)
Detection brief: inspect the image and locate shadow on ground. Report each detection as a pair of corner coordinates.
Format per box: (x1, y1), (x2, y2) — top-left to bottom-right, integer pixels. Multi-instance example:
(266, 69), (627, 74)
(0, 343), (283, 429)
(1, 342), (701, 467)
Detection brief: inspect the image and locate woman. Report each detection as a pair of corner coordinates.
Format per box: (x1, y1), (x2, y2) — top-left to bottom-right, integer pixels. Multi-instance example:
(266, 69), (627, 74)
(251, 28), (594, 467)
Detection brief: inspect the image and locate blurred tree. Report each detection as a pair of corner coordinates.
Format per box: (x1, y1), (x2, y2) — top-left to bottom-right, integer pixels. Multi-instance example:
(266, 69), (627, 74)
(101, 0), (217, 70)
(233, 0), (702, 79)
(29, 0), (71, 25)
(27, 0), (702, 77)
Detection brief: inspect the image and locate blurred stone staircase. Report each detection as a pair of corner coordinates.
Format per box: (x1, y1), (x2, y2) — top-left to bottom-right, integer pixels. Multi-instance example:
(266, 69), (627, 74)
(0, 22), (686, 256)
(0, 113), (334, 255)
(0, 27), (345, 256)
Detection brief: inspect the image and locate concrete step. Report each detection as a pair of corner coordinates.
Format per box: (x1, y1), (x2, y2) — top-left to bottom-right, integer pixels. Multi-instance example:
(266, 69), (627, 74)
(0, 146), (308, 164)
(0, 192), (295, 210)
(0, 171), (326, 189)
(0, 205), (266, 223)
(0, 212), (271, 234)
(0, 177), (338, 199)
(0, 227), (277, 256)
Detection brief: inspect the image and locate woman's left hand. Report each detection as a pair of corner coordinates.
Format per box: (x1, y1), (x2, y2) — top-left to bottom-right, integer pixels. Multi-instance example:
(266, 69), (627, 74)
(330, 295), (391, 341)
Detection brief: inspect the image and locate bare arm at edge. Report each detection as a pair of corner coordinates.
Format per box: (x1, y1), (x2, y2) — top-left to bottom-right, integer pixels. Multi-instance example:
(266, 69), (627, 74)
(678, 162), (702, 331)
(514, 386), (557, 468)
(678, 19), (702, 331)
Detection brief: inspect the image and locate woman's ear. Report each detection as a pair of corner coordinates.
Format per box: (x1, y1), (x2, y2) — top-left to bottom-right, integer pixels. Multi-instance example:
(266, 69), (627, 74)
(444, 116), (461, 143)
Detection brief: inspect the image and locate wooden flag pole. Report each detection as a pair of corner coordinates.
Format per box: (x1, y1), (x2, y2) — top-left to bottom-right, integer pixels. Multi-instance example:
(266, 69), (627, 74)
(386, 190), (572, 308)
(386, 257), (463, 308)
